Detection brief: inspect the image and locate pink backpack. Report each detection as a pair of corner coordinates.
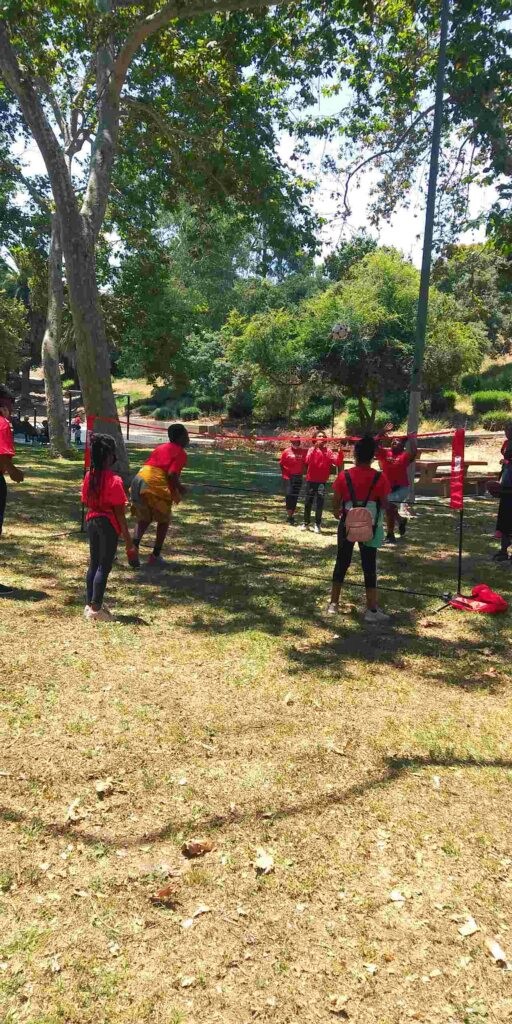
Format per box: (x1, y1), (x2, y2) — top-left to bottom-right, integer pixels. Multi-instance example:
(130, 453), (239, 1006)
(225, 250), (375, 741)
(343, 471), (381, 543)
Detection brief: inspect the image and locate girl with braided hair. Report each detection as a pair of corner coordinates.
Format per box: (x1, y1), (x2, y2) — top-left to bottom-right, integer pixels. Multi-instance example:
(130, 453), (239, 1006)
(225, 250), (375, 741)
(81, 434), (137, 621)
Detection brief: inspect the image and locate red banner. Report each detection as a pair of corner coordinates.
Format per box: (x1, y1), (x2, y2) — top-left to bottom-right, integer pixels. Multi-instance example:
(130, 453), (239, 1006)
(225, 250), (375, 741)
(450, 428), (465, 510)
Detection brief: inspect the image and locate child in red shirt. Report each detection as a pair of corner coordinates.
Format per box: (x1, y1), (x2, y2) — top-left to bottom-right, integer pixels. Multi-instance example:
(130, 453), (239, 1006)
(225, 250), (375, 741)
(81, 434), (136, 621)
(301, 431), (338, 533)
(328, 434), (391, 622)
(0, 385), (24, 596)
(279, 436), (306, 526)
(377, 433), (417, 543)
(130, 423), (189, 566)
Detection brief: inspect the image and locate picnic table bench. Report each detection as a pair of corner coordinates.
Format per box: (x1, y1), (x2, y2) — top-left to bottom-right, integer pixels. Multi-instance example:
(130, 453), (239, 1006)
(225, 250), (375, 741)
(415, 458), (488, 488)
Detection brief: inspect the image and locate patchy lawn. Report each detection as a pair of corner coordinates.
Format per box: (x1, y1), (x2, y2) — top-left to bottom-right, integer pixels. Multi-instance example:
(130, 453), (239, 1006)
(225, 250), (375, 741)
(1, 444), (512, 1024)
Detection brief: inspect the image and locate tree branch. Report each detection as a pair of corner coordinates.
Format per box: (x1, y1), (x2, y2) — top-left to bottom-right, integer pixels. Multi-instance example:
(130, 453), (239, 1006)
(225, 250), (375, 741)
(113, 0), (295, 93)
(341, 104), (436, 217)
(0, 22), (78, 223)
(35, 75), (70, 146)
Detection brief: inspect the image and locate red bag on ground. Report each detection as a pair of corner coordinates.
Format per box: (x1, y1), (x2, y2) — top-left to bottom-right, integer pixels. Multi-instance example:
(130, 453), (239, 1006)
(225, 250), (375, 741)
(450, 585), (508, 614)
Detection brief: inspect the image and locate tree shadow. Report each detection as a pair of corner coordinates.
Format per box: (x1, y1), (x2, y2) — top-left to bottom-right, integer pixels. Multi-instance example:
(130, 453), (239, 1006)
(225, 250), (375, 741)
(2, 750), (511, 852)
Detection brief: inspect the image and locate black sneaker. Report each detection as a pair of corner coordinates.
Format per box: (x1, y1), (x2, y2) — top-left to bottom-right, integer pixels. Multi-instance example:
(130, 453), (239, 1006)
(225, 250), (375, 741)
(398, 517), (407, 537)
(287, 516), (296, 527)
(0, 583), (14, 596)
(383, 534), (397, 546)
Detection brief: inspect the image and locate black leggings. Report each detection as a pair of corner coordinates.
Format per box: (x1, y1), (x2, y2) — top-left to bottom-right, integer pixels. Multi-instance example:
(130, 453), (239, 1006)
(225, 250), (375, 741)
(0, 475), (6, 534)
(285, 474), (303, 513)
(304, 481), (326, 526)
(333, 523), (377, 590)
(86, 517), (119, 607)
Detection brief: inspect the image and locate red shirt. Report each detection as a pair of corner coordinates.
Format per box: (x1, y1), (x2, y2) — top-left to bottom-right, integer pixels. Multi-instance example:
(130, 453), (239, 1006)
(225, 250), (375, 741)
(334, 465), (391, 503)
(145, 442), (187, 476)
(377, 448), (412, 489)
(279, 447), (306, 479)
(81, 469), (127, 534)
(0, 415), (15, 467)
(305, 445), (336, 483)
(335, 450), (345, 468)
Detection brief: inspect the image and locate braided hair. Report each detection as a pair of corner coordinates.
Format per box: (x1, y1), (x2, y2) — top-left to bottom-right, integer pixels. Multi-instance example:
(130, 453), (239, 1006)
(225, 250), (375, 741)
(89, 433), (116, 496)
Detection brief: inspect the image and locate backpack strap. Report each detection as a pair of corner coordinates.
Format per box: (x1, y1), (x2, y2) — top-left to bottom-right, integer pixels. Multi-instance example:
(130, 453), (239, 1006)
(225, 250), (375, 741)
(363, 471), (381, 507)
(344, 470), (357, 506)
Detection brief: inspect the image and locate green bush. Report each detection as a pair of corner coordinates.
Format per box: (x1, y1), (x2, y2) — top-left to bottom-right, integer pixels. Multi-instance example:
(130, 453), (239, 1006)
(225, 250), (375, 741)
(135, 404), (153, 416)
(151, 385), (175, 406)
(382, 390), (408, 423)
(481, 410), (512, 430)
(345, 409), (392, 435)
(431, 389), (457, 414)
(299, 402), (333, 428)
(180, 405), (201, 420)
(460, 372), (482, 395)
(471, 390), (511, 414)
(153, 406), (175, 421)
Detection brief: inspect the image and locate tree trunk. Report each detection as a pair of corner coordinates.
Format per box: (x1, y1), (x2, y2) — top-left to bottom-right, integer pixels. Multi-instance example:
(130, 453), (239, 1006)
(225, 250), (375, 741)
(59, 211), (128, 474)
(42, 217), (70, 455)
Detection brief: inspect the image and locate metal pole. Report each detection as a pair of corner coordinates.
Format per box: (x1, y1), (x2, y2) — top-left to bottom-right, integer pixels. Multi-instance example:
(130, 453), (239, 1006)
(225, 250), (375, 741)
(457, 506), (464, 595)
(126, 395), (131, 441)
(407, 0), (450, 444)
(33, 406), (37, 429)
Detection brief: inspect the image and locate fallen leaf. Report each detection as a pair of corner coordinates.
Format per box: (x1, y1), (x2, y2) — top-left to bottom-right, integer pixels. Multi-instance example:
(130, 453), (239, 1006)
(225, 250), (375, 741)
(95, 778), (114, 799)
(329, 994), (349, 1018)
(108, 942), (120, 956)
(66, 798), (82, 823)
(419, 619), (436, 628)
(482, 668), (499, 679)
(181, 839), (215, 859)
(364, 963), (378, 975)
(389, 889), (406, 903)
(254, 849), (274, 875)
(328, 743), (349, 757)
(283, 692), (295, 705)
(485, 937), (511, 969)
(151, 884), (179, 906)
(192, 903), (211, 918)
(178, 777), (188, 786)
(50, 956), (61, 974)
(180, 975), (196, 988)
(458, 916), (479, 938)
(432, 775), (441, 790)
(180, 918), (194, 930)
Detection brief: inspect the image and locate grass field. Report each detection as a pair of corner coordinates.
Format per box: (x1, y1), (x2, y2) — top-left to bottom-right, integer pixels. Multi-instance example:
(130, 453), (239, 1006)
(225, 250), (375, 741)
(1, 444), (512, 1024)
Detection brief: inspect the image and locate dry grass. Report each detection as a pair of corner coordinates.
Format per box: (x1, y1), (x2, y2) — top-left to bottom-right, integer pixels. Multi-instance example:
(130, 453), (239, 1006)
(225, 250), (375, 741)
(1, 445), (512, 1024)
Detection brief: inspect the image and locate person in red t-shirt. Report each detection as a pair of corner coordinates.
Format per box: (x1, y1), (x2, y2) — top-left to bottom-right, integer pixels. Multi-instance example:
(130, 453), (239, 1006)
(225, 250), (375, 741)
(301, 431), (337, 533)
(0, 385), (24, 596)
(279, 436), (306, 525)
(500, 422), (512, 465)
(376, 432), (417, 544)
(328, 434), (391, 622)
(81, 434), (136, 621)
(130, 423), (189, 566)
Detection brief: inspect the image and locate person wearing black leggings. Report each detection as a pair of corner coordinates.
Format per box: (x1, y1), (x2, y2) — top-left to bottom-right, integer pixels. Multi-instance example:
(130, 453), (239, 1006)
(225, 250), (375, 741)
(279, 437), (306, 525)
(81, 434), (136, 622)
(0, 386), (24, 596)
(328, 435), (391, 623)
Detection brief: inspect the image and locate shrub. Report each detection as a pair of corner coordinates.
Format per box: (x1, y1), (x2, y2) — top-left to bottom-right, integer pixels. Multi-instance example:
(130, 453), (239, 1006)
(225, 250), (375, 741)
(299, 402), (333, 429)
(471, 390), (511, 414)
(151, 385), (175, 405)
(135, 404), (153, 416)
(431, 389), (457, 414)
(345, 409), (393, 435)
(153, 406), (175, 421)
(382, 390), (408, 423)
(460, 372), (482, 395)
(180, 405), (201, 421)
(481, 410), (512, 430)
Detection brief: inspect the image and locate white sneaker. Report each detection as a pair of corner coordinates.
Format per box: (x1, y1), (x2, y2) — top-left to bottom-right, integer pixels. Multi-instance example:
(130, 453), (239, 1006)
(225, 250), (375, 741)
(85, 606), (113, 622)
(300, 524), (310, 531)
(327, 602), (338, 615)
(313, 524), (322, 534)
(364, 608), (390, 624)
(84, 604), (91, 618)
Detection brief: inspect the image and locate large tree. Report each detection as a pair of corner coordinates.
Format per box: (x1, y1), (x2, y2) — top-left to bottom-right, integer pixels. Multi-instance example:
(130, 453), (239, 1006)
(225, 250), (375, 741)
(305, 0), (512, 244)
(0, 0), (355, 471)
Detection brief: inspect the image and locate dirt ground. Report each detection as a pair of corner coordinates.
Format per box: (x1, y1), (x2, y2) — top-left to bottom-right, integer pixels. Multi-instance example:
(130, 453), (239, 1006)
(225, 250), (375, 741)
(1, 444), (512, 1024)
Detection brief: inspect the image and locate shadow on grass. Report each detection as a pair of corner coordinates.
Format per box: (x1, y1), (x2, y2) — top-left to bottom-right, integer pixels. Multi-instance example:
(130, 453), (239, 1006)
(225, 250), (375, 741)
(0, 587), (49, 602)
(2, 750), (511, 851)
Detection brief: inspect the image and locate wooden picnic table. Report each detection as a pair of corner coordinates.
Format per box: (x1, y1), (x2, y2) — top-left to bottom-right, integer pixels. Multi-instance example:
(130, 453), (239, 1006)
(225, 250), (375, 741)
(416, 458), (488, 487)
